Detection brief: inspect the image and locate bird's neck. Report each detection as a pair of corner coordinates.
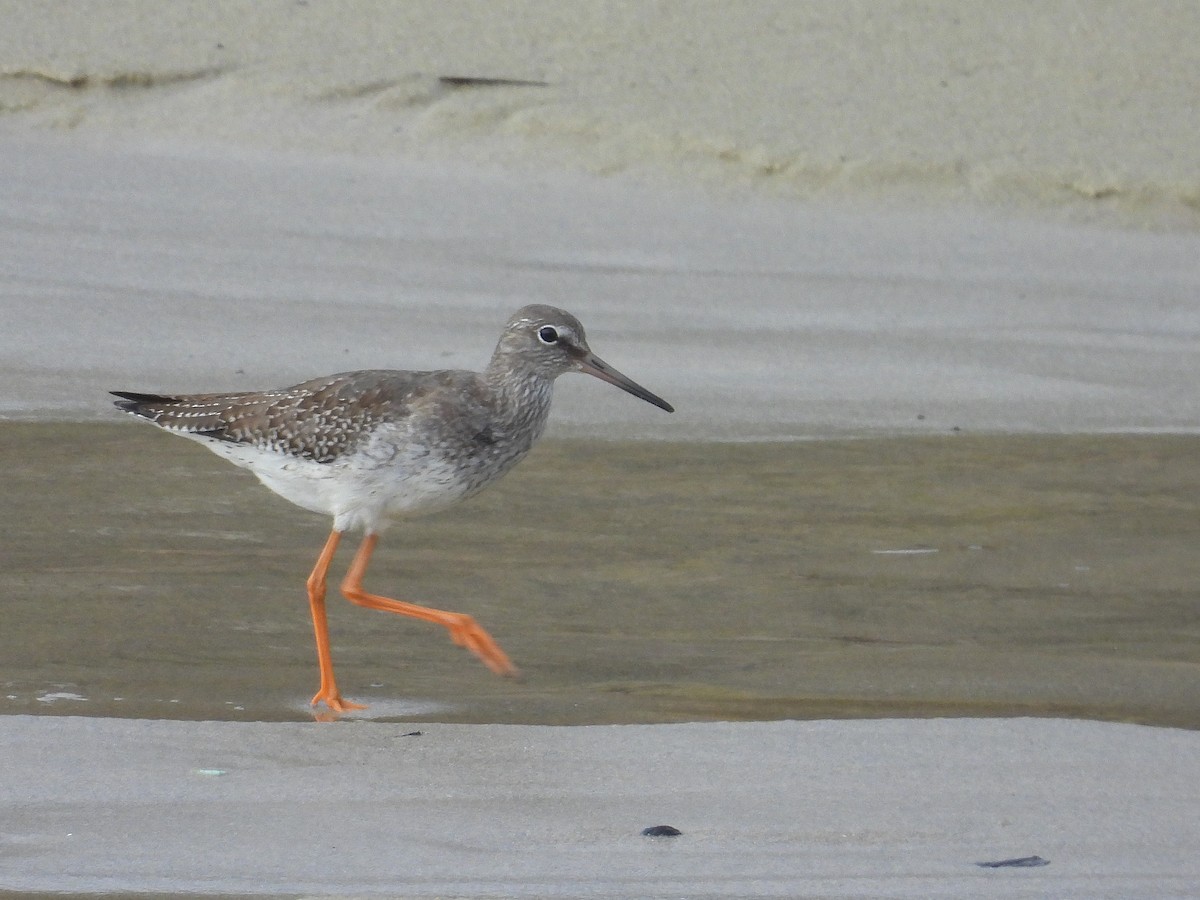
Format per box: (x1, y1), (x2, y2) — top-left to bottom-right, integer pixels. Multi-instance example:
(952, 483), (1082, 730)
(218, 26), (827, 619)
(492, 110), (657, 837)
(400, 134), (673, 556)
(484, 358), (556, 435)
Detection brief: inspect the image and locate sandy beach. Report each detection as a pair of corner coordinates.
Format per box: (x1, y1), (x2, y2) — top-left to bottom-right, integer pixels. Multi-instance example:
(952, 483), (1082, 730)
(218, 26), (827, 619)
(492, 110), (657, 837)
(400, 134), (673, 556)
(2, 0), (1198, 229)
(2, 2), (1200, 897)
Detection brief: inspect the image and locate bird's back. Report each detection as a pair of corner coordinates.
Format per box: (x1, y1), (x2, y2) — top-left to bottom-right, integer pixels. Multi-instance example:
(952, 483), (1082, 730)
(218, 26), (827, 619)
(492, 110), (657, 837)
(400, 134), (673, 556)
(113, 368), (552, 529)
(113, 369), (482, 463)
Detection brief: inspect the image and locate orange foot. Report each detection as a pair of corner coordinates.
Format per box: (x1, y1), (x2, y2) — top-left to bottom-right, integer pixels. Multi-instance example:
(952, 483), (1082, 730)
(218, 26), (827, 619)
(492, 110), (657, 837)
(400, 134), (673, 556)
(311, 688), (368, 713)
(443, 611), (519, 677)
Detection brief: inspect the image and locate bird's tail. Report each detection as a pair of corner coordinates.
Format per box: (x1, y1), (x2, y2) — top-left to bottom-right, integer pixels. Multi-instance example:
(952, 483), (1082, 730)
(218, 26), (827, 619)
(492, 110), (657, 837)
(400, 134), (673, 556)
(110, 390), (175, 418)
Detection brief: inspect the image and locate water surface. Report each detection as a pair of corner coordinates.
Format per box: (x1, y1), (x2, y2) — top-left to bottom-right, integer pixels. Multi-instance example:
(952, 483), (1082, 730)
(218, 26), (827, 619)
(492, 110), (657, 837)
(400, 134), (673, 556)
(4, 423), (1198, 727)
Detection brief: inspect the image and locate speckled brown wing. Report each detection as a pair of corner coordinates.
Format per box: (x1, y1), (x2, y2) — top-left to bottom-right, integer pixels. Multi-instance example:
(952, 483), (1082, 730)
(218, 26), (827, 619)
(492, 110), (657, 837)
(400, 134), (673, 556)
(111, 370), (444, 464)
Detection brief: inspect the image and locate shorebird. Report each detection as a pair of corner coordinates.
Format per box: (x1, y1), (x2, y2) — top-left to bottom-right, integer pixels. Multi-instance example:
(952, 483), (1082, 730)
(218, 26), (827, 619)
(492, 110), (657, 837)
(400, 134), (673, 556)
(112, 304), (673, 712)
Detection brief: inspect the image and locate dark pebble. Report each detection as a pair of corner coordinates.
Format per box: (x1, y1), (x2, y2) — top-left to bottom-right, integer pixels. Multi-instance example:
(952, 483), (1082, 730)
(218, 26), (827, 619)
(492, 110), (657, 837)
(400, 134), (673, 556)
(976, 855), (1050, 868)
(641, 825), (682, 837)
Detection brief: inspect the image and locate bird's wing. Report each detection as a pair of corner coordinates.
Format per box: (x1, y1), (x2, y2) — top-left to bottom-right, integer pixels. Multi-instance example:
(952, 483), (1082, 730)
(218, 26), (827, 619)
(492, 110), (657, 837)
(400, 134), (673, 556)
(112, 370), (472, 463)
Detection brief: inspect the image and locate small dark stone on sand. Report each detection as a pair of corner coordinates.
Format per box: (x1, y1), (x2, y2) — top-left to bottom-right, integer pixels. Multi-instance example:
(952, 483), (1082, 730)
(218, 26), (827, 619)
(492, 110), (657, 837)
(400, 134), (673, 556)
(976, 855), (1049, 868)
(641, 825), (682, 837)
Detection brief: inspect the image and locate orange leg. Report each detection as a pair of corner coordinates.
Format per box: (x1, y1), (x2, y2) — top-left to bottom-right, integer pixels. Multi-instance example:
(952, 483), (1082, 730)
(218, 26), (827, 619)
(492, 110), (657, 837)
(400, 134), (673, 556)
(305, 530), (366, 712)
(341, 533), (518, 677)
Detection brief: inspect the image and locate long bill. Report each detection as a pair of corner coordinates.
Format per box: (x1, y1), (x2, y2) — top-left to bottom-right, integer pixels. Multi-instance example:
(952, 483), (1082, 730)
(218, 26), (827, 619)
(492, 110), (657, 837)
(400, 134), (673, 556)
(575, 352), (674, 413)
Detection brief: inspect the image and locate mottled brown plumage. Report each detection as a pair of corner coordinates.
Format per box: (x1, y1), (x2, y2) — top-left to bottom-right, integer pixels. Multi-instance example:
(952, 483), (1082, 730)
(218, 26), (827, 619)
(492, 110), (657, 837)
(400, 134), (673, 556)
(114, 370), (480, 464)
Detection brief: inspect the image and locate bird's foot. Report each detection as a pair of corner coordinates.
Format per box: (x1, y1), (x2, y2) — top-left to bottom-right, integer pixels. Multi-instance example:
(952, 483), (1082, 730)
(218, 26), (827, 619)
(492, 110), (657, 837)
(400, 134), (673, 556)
(311, 688), (368, 713)
(444, 613), (519, 677)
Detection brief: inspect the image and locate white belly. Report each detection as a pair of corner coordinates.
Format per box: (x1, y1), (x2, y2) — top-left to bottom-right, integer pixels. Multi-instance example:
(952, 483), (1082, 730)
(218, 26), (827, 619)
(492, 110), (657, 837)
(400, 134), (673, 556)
(186, 432), (479, 534)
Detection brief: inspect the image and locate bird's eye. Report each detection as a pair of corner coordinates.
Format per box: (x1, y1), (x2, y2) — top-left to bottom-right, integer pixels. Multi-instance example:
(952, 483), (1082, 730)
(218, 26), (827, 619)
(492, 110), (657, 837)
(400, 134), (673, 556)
(537, 326), (559, 344)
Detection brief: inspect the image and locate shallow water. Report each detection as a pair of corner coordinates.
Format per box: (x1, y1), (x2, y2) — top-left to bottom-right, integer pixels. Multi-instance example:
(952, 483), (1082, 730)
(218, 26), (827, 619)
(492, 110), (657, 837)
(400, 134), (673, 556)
(3, 423), (1199, 728)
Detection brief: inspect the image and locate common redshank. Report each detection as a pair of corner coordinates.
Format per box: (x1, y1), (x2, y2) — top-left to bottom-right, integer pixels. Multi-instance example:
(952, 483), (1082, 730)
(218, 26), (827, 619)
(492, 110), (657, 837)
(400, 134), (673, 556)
(112, 304), (673, 712)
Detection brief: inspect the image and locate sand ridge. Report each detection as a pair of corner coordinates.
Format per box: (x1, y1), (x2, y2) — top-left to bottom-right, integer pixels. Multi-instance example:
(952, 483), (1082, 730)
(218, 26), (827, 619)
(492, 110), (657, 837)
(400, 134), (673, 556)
(1, 0), (1198, 227)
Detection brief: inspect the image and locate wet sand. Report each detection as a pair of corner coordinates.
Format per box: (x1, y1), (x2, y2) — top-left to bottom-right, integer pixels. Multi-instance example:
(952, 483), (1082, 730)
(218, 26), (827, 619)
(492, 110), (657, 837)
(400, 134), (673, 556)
(5, 422), (1198, 729)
